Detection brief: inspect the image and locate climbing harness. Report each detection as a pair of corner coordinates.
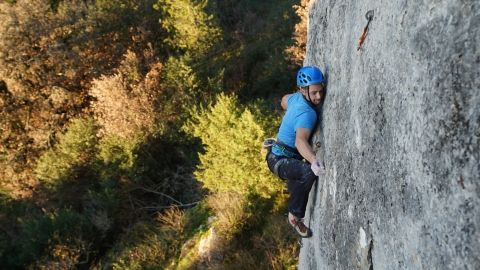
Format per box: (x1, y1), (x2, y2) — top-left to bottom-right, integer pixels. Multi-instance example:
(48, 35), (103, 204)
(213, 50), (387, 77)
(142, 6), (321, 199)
(357, 10), (374, 51)
(262, 138), (276, 159)
(262, 138), (276, 151)
(272, 141), (302, 160)
(264, 139), (302, 177)
(272, 158), (287, 177)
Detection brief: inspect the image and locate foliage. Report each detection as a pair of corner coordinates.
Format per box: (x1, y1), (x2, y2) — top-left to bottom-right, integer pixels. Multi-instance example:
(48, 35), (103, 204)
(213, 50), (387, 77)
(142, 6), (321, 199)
(102, 220), (176, 269)
(285, 0), (310, 65)
(97, 135), (138, 173)
(160, 55), (201, 118)
(0, 206), (95, 269)
(214, 194), (299, 269)
(154, 0), (221, 55)
(89, 50), (162, 139)
(248, 98), (283, 137)
(0, 0), (160, 94)
(1, 0), (306, 268)
(100, 203), (211, 269)
(19, 120), (200, 268)
(19, 209), (94, 269)
(208, 0), (299, 99)
(35, 117), (98, 186)
(173, 191), (299, 269)
(30, 119), (201, 267)
(184, 93), (282, 197)
(0, 0), (163, 194)
(206, 192), (249, 238)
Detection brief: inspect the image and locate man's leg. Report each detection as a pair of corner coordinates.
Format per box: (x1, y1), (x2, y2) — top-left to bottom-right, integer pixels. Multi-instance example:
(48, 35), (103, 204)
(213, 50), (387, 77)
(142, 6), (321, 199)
(276, 158), (317, 218)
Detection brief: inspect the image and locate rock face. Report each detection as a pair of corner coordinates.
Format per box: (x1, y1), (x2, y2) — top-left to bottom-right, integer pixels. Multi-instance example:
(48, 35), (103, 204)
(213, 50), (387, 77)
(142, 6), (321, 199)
(300, 1), (479, 269)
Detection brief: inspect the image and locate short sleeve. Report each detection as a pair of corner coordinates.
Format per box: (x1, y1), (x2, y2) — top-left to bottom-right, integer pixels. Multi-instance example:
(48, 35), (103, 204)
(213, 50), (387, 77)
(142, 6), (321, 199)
(294, 111), (317, 131)
(287, 94), (295, 107)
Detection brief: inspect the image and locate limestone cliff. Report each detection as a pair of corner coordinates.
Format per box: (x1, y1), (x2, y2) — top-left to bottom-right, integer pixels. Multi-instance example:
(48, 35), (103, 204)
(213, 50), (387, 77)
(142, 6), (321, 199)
(300, 1), (479, 269)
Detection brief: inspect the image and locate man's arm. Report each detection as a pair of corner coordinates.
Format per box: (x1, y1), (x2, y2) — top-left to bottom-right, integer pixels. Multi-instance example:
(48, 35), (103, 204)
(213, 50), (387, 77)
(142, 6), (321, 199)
(295, 128), (316, 164)
(281, 94), (292, 110)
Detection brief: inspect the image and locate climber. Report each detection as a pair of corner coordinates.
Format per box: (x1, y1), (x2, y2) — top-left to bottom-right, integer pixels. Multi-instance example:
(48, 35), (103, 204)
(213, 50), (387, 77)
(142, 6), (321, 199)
(266, 66), (326, 238)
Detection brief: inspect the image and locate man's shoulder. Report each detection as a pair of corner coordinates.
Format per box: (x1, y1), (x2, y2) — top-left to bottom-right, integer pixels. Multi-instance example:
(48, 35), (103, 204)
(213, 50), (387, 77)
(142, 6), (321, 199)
(289, 92), (302, 101)
(288, 93), (305, 107)
(290, 97), (316, 114)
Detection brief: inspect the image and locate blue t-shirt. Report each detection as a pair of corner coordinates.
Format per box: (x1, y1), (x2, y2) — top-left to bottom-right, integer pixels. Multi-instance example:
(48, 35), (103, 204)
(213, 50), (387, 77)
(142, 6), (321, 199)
(273, 92), (317, 154)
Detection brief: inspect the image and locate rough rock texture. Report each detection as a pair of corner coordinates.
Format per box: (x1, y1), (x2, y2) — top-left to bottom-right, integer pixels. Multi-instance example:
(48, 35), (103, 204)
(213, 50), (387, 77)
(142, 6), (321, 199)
(300, 1), (479, 269)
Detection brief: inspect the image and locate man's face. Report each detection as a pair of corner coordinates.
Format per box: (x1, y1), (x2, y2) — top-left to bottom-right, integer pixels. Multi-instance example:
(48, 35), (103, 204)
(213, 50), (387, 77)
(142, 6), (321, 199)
(302, 84), (325, 105)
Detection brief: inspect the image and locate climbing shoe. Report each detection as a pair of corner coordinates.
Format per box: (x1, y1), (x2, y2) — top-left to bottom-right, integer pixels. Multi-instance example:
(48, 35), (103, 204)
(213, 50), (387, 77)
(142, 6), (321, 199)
(287, 214), (312, 238)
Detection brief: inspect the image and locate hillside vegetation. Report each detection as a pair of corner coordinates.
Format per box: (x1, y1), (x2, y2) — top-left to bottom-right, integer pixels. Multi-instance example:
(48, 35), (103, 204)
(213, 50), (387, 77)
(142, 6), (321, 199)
(0, 0), (309, 268)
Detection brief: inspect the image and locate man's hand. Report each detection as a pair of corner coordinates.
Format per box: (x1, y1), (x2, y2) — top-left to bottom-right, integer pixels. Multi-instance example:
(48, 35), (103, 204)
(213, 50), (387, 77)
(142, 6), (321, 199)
(310, 159), (325, 176)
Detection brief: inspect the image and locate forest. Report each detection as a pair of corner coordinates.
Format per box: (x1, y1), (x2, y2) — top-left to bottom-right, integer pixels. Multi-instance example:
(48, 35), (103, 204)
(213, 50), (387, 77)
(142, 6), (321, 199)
(0, 0), (308, 268)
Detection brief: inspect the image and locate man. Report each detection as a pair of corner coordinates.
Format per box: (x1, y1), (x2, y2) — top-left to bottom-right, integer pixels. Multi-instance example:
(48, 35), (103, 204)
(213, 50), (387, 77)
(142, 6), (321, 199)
(266, 66), (326, 238)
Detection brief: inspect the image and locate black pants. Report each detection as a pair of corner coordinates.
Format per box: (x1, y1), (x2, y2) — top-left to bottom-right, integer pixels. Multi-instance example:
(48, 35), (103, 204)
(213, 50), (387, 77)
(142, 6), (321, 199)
(266, 152), (316, 218)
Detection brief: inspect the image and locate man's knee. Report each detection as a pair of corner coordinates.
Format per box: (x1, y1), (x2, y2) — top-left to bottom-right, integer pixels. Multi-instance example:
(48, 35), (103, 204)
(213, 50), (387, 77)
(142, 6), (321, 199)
(300, 165), (317, 184)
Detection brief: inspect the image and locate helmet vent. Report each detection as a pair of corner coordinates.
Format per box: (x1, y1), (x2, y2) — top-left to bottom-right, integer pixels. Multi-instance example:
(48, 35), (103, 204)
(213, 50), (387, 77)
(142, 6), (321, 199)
(296, 66), (324, 87)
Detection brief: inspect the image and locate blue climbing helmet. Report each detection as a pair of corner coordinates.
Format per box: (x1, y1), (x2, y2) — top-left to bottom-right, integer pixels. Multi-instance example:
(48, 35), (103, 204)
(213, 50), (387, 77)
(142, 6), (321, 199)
(296, 66), (325, 87)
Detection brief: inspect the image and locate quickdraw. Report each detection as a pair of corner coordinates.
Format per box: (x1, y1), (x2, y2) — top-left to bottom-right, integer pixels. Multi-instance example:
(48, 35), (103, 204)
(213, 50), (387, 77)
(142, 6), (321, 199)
(357, 10), (374, 51)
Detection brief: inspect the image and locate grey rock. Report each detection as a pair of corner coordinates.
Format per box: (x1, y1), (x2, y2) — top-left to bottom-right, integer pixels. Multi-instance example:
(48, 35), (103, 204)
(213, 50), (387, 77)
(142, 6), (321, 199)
(300, 1), (479, 269)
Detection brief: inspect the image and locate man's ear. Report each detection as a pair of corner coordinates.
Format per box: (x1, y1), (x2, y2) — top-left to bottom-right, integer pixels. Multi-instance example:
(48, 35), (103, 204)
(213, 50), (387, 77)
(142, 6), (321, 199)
(299, 86), (307, 95)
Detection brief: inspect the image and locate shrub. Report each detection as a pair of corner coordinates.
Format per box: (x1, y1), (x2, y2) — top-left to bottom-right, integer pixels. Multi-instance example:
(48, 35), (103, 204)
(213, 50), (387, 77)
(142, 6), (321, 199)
(3, 208), (94, 269)
(97, 135), (138, 173)
(254, 213), (300, 270)
(206, 192), (248, 238)
(184, 93), (282, 197)
(82, 188), (119, 238)
(89, 51), (162, 139)
(99, 207), (189, 269)
(35, 117), (98, 186)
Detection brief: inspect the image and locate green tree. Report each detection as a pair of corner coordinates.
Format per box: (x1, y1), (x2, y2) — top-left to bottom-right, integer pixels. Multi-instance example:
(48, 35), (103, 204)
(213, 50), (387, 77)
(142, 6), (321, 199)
(35, 117), (98, 186)
(160, 55), (201, 118)
(184, 93), (281, 197)
(154, 0), (221, 55)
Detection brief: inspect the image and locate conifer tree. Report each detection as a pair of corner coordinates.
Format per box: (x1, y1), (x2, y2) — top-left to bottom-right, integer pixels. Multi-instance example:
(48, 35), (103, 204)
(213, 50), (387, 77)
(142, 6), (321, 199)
(35, 117), (98, 186)
(154, 0), (221, 55)
(184, 93), (282, 197)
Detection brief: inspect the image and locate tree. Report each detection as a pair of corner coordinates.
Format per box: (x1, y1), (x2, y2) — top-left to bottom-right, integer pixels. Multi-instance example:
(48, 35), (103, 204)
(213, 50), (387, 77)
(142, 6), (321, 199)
(154, 0), (221, 55)
(285, 0), (310, 65)
(184, 93), (282, 197)
(35, 117), (98, 186)
(0, 0), (164, 194)
(89, 50), (162, 139)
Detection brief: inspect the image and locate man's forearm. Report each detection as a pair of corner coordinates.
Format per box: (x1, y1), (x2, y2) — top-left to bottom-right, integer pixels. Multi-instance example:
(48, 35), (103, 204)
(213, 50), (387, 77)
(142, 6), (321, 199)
(296, 139), (316, 164)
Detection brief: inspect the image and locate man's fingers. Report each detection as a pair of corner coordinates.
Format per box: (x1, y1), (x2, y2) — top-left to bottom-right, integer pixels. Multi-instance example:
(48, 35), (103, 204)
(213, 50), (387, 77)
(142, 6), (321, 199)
(310, 159), (327, 176)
